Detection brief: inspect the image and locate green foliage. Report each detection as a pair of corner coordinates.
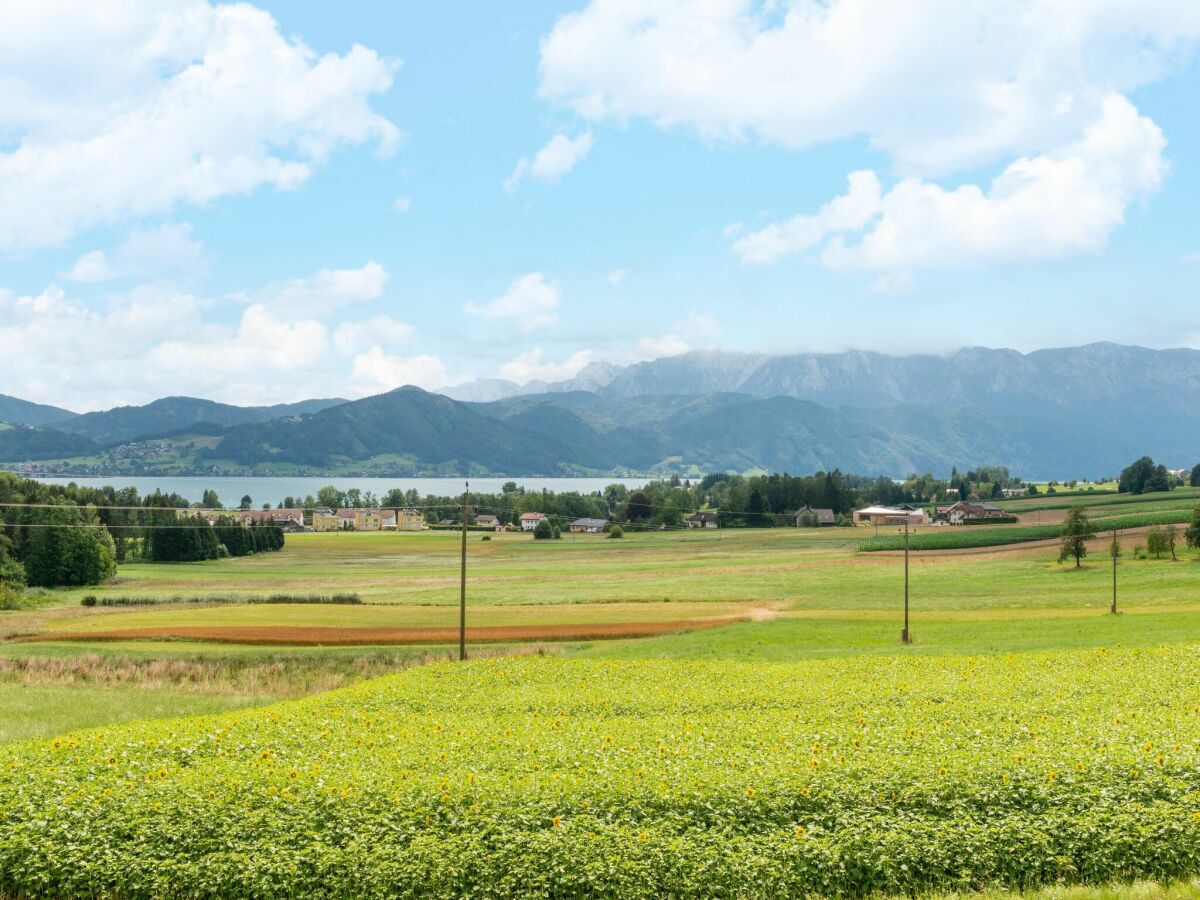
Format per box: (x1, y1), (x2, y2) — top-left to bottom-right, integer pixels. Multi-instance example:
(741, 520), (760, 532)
(1058, 506), (1093, 567)
(608, 525), (625, 539)
(532, 519), (554, 541)
(1146, 526), (1169, 559)
(1191, 464), (1200, 489)
(22, 505), (117, 588)
(1119, 456), (1171, 495)
(0, 582), (24, 610)
(146, 515), (225, 563)
(7, 651), (1200, 897)
(1187, 506), (1200, 551)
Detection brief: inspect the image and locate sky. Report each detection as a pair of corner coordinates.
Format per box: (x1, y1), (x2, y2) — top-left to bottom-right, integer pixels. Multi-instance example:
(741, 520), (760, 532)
(3, 0), (1200, 412)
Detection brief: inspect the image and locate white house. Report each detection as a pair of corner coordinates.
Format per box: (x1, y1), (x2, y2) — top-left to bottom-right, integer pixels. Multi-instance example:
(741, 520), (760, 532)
(519, 512), (547, 532)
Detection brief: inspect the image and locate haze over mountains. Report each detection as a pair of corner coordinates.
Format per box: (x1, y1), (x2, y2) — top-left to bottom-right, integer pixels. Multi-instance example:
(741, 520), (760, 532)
(2, 344), (1197, 478)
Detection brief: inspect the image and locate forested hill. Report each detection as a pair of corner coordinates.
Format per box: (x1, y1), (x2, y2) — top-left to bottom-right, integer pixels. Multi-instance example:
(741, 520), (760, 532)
(0, 394), (77, 427)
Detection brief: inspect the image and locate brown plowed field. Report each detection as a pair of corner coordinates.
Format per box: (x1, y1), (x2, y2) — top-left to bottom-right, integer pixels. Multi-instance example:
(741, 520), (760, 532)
(24, 617), (743, 646)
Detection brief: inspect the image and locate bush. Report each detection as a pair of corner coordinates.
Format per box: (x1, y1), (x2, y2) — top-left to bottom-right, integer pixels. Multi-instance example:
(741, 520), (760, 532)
(481, 535), (491, 542)
(532, 520), (554, 540)
(80, 595), (97, 607)
(78, 593), (362, 608)
(0, 583), (24, 611)
(608, 525), (625, 539)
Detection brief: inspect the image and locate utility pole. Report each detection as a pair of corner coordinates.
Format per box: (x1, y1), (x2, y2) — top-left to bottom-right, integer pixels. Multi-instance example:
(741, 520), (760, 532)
(1110, 525), (1118, 615)
(460, 481), (468, 661)
(901, 515), (912, 643)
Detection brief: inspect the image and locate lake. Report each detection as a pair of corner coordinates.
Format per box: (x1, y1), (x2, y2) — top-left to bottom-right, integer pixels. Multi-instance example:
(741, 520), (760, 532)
(27, 475), (650, 507)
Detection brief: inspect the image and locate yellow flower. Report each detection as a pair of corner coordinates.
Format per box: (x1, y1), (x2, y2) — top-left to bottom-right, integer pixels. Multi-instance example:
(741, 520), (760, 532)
(794, 826), (805, 839)
(552, 816), (561, 828)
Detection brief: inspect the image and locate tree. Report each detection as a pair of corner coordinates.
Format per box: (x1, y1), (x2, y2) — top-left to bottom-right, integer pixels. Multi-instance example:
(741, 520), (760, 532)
(24, 507), (117, 587)
(1146, 525), (1169, 559)
(532, 519), (554, 540)
(0, 520), (25, 588)
(1058, 506), (1093, 568)
(316, 486), (344, 509)
(1166, 524), (1179, 561)
(608, 525), (625, 539)
(1118, 456), (1169, 495)
(239, 494), (253, 510)
(1191, 464), (1200, 488)
(625, 492), (652, 522)
(1187, 506), (1200, 551)
(201, 489), (222, 509)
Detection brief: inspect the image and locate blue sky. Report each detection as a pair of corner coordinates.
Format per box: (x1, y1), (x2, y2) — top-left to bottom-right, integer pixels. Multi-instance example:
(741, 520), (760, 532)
(2, 1), (1200, 411)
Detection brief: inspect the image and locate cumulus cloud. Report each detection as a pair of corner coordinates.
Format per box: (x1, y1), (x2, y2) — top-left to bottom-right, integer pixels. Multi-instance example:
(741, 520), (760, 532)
(504, 133), (594, 193)
(235, 262), (389, 317)
(465, 272), (561, 331)
(333, 316), (415, 353)
(499, 348), (595, 383)
(541, 1), (1195, 273)
(65, 222), (206, 282)
(733, 96), (1166, 270)
(0, 1), (400, 252)
(0, 267), (428, 410)
(348, 347), (449, 395)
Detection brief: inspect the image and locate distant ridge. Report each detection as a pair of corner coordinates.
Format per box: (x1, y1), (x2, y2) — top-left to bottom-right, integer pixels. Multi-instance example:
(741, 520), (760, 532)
(3, 344), (1199, 476)
(0, 394), (78, 427)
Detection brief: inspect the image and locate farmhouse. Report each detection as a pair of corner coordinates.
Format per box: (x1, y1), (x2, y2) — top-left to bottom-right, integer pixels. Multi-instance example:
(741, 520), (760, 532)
(934, 501), (1008, 525)
(238, 508), (306, 530)
(519, 512), (547, 532)
(794, 506), (836, 527)
(852, 506), (929, 526)
(685, 512), (720, 529)
(474, 514), (504, 531)
(569, 517), (610, 534)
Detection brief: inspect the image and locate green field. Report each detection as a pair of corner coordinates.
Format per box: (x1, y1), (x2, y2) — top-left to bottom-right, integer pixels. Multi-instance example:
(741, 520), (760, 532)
(3, 491), (1200, 896)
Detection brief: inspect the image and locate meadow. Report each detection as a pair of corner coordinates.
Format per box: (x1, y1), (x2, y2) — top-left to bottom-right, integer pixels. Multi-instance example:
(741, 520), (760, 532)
(3, 494), (1200, 896)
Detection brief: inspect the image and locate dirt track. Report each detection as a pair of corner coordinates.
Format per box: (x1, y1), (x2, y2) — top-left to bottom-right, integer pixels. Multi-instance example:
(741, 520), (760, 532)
(24, 617), (744, 646)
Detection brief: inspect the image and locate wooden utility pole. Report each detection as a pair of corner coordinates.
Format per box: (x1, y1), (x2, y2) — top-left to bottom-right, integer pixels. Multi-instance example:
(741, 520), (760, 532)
(1110, 526), (1118, 615)
(460, 481), (468, 661)
(901, 515), (912, 643)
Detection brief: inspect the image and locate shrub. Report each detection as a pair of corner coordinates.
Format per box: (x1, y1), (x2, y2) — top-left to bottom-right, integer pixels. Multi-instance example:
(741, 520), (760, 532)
(80, 595), (97, 607)
(608, 525), (625, 539)
(481, 535), (491, 542)
(0, 583), (24, 611)
(532, 520), (554, 540)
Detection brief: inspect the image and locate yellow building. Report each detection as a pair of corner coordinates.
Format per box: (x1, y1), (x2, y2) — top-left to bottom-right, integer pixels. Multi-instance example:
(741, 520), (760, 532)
(397, 509), (425, 531)
(312, 513), (340, 532)
(354, 511), (383, 531)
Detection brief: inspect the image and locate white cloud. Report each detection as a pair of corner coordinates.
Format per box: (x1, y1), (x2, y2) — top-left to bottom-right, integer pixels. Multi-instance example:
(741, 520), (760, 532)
(465, 272), (561, 331)
(0, 1), (400, 252)
(333, 316), (415, 353)
(236, 262), (388, 316)
(607, 267), (630, 285)
(734, 95), (1166, 270)
(499, 348), (594, 383)
(65, 222), (205, 282)
(632, 334), (689, 361)
(540, 0), (1200, 174)
(504, 133), (594, 193)
(349, 347), (448, 395)
(393, 196), (412, 213)
(0, 268), (428, 410)
(542, 1), (1194, 273)
(681, 310), (720, 338)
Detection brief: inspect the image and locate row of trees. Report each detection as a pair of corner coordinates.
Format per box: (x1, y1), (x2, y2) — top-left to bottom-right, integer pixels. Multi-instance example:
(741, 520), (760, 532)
(0, 473), (283, 587)
(1059, 505), (1200, 567)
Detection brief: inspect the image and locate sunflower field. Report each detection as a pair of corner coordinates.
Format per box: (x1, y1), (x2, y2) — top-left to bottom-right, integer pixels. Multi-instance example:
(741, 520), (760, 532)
(4, 648), (1200, 897)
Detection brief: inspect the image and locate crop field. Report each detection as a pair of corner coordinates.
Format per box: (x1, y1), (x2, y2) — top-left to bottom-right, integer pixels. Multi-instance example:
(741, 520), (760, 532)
(3, 489), (1200, 896)
(6, 649), (1200, 897)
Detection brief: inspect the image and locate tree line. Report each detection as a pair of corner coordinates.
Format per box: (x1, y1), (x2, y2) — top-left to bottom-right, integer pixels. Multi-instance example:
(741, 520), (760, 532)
(0, 473), (283, 591)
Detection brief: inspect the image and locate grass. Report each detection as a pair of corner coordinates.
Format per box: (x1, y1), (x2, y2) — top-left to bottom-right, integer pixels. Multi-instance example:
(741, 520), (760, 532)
(0, 683), (264, 745)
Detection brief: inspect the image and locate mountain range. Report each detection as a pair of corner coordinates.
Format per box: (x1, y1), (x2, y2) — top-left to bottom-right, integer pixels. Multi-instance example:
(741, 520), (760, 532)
(1, 343), (1197, 478)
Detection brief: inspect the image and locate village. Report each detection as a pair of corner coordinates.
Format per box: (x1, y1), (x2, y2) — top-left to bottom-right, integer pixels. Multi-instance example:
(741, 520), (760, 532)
(179, 498), (1017, 534)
